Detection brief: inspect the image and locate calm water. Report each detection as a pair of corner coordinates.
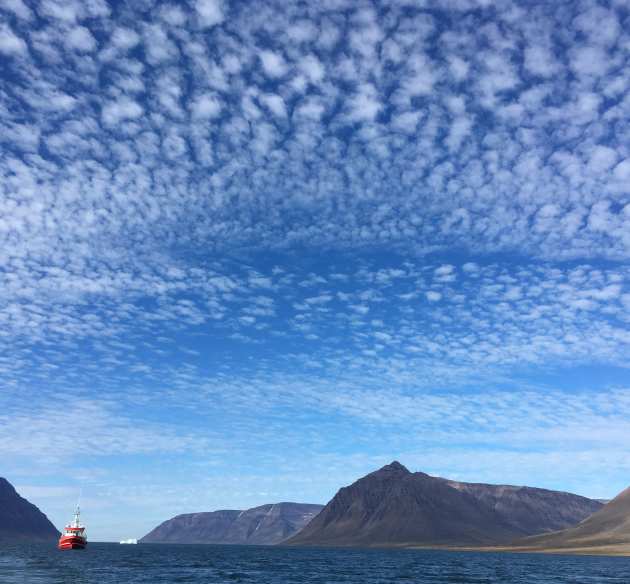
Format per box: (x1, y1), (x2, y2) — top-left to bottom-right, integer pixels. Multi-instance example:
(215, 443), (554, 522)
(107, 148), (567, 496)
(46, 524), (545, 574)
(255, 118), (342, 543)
(2, 543), (630, 584)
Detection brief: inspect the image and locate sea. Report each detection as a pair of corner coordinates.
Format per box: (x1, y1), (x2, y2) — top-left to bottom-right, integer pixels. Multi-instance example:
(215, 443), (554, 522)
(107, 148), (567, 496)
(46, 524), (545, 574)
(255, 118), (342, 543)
(2, 543), (630, 584)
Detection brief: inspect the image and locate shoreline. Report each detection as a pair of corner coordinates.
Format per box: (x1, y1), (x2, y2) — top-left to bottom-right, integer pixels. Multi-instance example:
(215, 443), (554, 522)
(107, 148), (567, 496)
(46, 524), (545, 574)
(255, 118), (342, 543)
(409, 544), (630, 558)
(285, 541), (630, 558)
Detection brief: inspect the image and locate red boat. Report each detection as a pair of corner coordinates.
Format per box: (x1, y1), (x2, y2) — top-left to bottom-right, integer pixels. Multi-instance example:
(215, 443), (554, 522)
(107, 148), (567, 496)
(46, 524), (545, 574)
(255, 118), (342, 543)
(58, 506), (87, 550)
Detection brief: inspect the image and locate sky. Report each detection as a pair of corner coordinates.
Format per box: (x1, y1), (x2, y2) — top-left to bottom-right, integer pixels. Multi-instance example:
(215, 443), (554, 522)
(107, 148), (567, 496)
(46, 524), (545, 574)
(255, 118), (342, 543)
(0, 0), (629, 541)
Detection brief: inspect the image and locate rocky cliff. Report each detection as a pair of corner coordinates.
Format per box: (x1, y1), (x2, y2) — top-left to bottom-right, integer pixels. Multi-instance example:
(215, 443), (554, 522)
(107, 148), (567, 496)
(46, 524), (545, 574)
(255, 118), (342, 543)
(443, 478), (602, 536)
(0, 478), (60, 542)
(140, 502), (323, 545)
(510, 485), (630, 555)
(286, 462), (602, 548)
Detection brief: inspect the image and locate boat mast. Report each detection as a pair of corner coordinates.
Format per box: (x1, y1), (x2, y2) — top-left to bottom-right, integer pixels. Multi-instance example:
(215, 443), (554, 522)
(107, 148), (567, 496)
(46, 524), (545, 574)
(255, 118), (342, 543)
(73, 487), (82, 527)
(73, 505), (81, 528)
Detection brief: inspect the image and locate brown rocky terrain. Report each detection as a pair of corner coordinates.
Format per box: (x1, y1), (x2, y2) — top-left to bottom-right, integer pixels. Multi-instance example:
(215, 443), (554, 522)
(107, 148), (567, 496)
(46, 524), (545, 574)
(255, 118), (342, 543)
(500, 485), (630, 555)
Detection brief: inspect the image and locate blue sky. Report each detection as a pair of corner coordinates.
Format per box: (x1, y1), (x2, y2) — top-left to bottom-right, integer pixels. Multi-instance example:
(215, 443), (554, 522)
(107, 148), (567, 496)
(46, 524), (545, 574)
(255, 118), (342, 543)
(1, 0), (629, 541)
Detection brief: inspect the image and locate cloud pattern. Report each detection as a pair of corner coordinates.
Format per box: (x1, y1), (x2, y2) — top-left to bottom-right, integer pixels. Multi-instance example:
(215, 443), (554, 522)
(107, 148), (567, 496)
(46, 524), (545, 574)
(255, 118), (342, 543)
(1, 0), (629, 538)
(1, 0), (629, 266)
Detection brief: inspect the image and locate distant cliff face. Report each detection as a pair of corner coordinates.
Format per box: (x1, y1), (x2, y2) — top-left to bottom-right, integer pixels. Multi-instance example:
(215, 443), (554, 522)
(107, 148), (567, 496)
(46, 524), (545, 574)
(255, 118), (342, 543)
(0, 478), (60, 542)
(140, 502), (324, 545)
(443, 479), (603, 536)
(286, 462), (602, 548)
(513, 485), (630, 554)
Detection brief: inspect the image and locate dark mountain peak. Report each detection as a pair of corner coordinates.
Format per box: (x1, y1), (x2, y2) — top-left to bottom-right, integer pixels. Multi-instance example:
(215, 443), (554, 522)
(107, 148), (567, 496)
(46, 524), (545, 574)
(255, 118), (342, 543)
(0, 477), (60, 542)
(375, 461), (410, 475)
(286, 463), (603, 548)
(0, 477), (16, 493)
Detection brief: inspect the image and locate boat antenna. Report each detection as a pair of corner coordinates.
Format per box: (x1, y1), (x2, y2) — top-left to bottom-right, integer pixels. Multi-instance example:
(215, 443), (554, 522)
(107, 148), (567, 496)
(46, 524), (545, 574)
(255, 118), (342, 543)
(74, 487), (82, 526)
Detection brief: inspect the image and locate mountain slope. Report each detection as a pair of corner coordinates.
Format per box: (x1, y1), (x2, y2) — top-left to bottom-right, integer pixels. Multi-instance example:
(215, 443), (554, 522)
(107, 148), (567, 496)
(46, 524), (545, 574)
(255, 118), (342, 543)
(0, 478), (60, 542)
(443, 479), (602, 536)
(140, 509), (241, 544)
(140, 502), (323, 544)
(286, 462), (602, 548)
(510, 486), (630, 554)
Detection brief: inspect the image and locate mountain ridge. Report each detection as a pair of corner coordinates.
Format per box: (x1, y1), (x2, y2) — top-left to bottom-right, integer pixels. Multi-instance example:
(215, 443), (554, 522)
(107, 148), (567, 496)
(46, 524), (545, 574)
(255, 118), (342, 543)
(285, 461), (603, 548)
(140, 502), (324, 545)
(501, 485), (630, 555)
(0, 478), (60, 542)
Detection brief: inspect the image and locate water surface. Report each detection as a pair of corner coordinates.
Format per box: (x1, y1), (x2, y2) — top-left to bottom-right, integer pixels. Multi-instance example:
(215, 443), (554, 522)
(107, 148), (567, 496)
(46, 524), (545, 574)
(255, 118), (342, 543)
(2, 542), (629, 583)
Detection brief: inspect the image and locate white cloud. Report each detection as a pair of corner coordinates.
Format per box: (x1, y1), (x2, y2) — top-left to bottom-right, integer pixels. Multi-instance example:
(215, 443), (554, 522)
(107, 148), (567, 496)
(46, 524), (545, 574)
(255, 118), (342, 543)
(570, 45), (609, 76)
(587, 145), (618, 174)
(101, 98), (143, 125)
(83, 0), (110, 18)
(0, 398), (209, 459)
(447, 55), (469, 80)
(446, 116), (472, 151)
(391, 110), (422, 134)
(613, 159), (630, 183)
(66, 26), (97, 52)
(573, 6), (620, 47)
(524, 45), (559, 77)
(190, 93), (222, 119)
(299, 54), (325, 84)
(38, 0), (80, 22)
(295, 97), (325, 120)
(0, 24), (27, 55)
(195, 0), (225, 28)
(401, 54), (436, 99)
(1, 0), (33, 20)
(260, 93), (286, 117)
(587, 201), (613, 232)
(110, 27), (140, 50)
(259, 50), (289, 78)
(349, 83), (381, 121)
(159, 4), (187, 27)
(143, 23), (178, 64)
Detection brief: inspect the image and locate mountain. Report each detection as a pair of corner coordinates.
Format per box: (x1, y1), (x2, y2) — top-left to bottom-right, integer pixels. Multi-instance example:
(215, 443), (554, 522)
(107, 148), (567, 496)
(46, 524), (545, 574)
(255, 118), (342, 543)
(140, 502), (324, 545)
(285, 462), (602, 548)
(443, 479), (602, 536)
(509, 486), (630, 555)
(0, 478), (60, 542)
(141, 510), (241, 544)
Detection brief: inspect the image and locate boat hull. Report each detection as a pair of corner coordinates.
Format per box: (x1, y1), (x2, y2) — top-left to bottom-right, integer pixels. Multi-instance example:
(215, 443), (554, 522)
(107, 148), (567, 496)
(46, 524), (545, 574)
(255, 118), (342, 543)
(58, 535), (87, 550)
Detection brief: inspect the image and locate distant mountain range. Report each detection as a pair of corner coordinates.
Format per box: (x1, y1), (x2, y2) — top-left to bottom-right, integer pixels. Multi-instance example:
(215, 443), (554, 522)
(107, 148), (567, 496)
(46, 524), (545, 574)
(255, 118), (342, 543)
(3, 463), (625, 554)
(285, 461), (603, 548)
(508, 485), (630, 555)
(0, 477), (59, 542)
(140, 502), (324, 545)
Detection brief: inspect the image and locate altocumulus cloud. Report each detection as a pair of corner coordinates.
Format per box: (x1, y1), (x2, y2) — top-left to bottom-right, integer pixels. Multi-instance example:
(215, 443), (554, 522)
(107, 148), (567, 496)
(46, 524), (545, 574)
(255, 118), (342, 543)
(1, 0), (629, 267)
